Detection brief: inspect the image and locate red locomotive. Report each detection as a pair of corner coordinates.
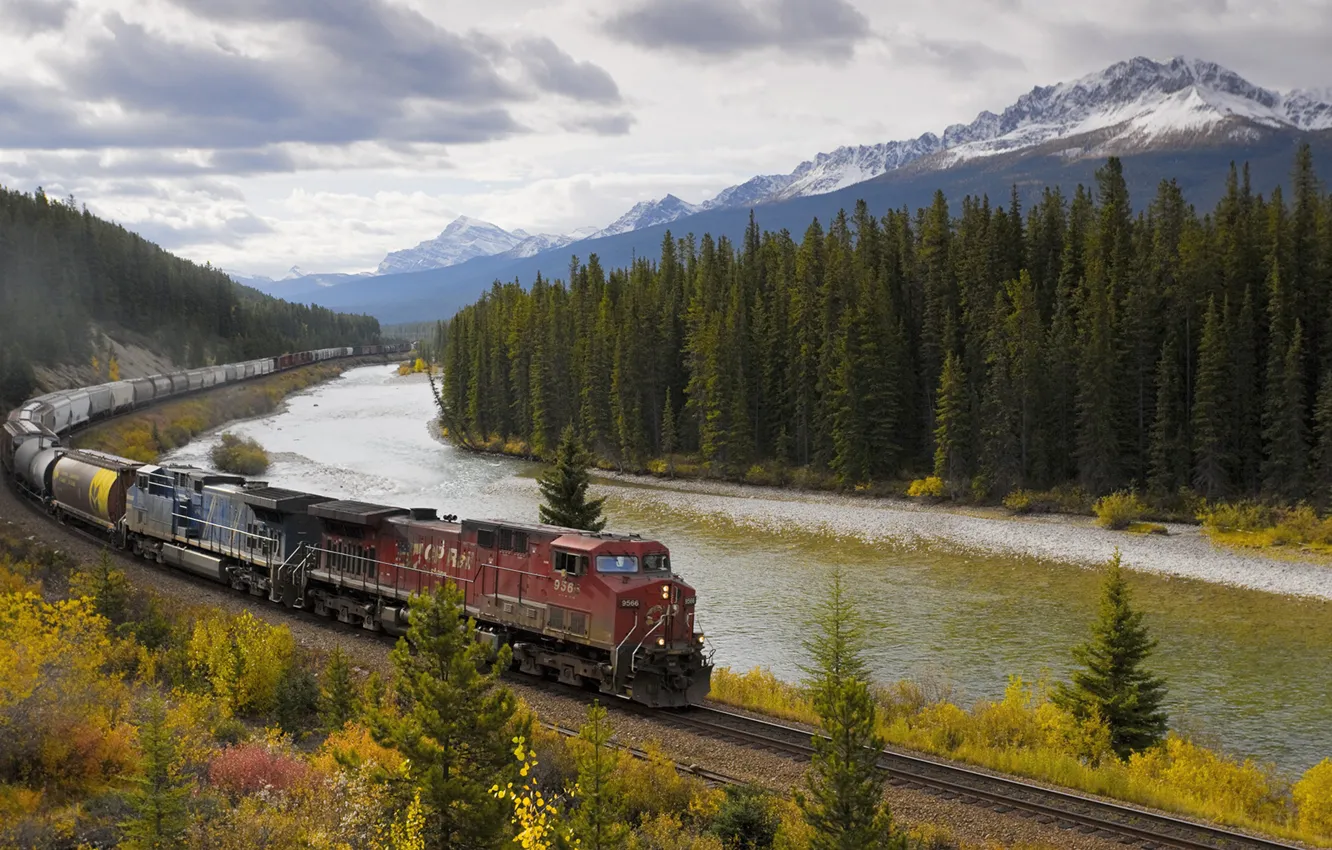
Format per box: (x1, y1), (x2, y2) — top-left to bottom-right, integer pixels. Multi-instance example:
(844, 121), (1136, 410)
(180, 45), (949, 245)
(299, 501), (712, 708)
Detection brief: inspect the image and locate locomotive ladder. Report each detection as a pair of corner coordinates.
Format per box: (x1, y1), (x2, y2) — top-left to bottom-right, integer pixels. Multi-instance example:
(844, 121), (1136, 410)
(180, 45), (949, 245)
(270, 542), (314, 606)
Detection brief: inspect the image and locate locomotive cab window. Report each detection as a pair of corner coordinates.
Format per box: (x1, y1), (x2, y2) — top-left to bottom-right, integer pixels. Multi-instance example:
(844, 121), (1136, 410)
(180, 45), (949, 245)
(553, 550), (588, 576)
(475, 528), (495, 549)
(643, 554), (670, 573)
(596, 555), (638, 574)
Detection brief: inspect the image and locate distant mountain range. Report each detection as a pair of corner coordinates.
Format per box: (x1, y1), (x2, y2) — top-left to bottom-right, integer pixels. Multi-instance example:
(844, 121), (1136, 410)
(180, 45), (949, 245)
(232, 56), (1332, 321)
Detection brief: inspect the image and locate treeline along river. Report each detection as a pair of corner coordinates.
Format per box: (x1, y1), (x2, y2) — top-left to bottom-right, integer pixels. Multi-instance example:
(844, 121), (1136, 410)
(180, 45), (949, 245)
(165, 365), (1332, 776)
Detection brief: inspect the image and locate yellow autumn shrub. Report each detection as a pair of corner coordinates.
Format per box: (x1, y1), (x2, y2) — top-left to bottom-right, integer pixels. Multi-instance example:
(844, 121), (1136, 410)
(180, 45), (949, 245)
(1125, 734), (1285, 824)
(0, 593), (136, 791)
(311, 723), (404, 776)
(188, 611), (294, 717)
(1293, 758), (1332, 839)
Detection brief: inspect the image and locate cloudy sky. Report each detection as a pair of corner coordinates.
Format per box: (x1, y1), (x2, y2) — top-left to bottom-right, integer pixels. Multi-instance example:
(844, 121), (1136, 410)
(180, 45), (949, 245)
(1, 0), (1329, 278)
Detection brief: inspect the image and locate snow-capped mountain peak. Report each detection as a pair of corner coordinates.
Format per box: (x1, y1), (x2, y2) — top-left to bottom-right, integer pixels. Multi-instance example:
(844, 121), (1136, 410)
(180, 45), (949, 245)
(686, 55), (1332, 212)
(376, 216), (528, 275)
(281, 265), (306, 280)
(590, 194), (702, 239)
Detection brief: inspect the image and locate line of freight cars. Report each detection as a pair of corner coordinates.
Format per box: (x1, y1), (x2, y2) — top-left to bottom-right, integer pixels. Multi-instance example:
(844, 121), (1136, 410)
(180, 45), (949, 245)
(1, 340), (714, 708)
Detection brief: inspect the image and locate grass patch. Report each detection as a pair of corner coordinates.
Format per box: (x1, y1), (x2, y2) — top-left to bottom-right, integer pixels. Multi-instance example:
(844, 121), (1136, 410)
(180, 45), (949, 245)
(1199, 502), (1332, 558)
(708, 666), (1331, 847)
(1126, 522), (1168, 536)
(73, 362), (347, 463)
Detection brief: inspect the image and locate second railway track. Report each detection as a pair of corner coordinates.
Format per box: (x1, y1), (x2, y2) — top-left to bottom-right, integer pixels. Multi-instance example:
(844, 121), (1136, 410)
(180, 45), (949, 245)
(629, 704), (1306, 850)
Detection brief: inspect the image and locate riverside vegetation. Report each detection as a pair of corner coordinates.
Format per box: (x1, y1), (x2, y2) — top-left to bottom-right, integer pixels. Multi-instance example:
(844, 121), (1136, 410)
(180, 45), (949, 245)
(0, 535), (1041, 849)
(210, 433), (271, 476)
(436, 149), (1332, 526)
(0, 186), (382, 410)
(708, 554), (1332, 846)
(71, 361), (347, 464)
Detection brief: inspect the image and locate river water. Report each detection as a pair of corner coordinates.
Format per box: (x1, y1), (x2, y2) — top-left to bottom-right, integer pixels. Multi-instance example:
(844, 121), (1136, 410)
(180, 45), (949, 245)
(164, 365), (1332, 776)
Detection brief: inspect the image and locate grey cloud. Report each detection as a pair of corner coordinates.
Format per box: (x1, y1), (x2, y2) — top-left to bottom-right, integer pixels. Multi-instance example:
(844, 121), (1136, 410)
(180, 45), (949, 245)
(2, 0), (74, 34)
(603, 0), (870, 60)
(562, 112), (637, 135)
(516, 37), (621, 104)
(892, 35), (1026, 77)
(131, 212), (274, 250)
(0, 0), (622, 155)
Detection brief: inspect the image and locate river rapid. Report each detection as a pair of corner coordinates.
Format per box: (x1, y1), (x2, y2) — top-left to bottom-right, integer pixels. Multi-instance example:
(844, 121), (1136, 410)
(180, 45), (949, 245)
(164, 365), (1332, 776)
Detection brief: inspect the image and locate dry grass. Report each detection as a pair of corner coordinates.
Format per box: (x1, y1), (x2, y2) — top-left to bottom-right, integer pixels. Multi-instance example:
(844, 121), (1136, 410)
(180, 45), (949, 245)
(708, 666), (1331, 847)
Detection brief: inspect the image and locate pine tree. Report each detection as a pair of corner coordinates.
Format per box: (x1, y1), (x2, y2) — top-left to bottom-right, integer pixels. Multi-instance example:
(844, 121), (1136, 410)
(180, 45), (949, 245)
(1054, 551), (1168, 760)
(1076, 273), (1122, 494)
(320, 646), (359, 731)
(367, 582), (522, 849)
(1191, 298), (1231, 499)
(932, 352), (970, 497)
(568, 701), (628, 850)
(120, 696), (189, 850)
(1264, 319), (1310, 501)
(795, 569), (905, 850)
(1147, 332), (1189, 497)
(538, 425), (607, 531)
(1314, 371), (1332, 506)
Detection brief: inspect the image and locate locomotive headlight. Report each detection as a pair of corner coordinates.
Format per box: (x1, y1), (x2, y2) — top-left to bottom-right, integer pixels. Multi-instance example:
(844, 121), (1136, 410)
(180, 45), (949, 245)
(661, 585), (670, 599)
(656, 637), (666, 647)
(696, 634), (706, 645)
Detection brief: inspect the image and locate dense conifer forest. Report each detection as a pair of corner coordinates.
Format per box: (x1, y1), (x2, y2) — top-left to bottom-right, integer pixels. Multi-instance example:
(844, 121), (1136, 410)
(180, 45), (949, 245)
(442, 147), (1332, 505)
(0, 186), (382, 406)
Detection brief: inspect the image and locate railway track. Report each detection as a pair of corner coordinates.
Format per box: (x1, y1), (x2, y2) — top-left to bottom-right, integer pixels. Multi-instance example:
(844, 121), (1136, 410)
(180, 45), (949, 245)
(7, 482), (1310, 850)
(627, 703), (1305, 850)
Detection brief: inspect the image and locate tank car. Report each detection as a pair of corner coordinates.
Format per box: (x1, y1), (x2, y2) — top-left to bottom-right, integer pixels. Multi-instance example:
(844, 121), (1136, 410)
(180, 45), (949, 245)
(48, 450), (141, 535)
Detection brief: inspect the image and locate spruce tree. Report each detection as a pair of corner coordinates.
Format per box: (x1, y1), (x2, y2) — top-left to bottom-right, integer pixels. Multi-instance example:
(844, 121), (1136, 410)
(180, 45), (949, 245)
(795, 569), (905, 850)
(1264, 319), (1310, 501)
(568, 701), (628, 850)
(367, 583), (522, 849)
(1191, 298), (1231, 499)
(1054, 551), (1168, 760)
(1314, 370), (1332, 506)
(538, 424), (607, 532)
(1147, 332), (1189, 498)
(320, 646), (359, 731)
(932, 352), (970, 497)
(121, 696), (189, 850)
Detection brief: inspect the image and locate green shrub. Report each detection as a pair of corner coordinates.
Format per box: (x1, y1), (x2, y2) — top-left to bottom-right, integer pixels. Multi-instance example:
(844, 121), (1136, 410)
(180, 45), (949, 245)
(907, 476), (945, 499)
(1197, 500), (1274, 532)
(1126, 522), (1168, 536)
(1003, 489), (1037, 514)
(743, 463), (787, 487)
(1093, 490), (1146, 530)
(210, 432), (270, 476)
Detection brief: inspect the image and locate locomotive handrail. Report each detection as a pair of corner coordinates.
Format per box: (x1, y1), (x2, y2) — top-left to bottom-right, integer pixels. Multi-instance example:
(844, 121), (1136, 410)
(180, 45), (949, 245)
(632, 617), (665, 674)
(612, 613), (639, 683)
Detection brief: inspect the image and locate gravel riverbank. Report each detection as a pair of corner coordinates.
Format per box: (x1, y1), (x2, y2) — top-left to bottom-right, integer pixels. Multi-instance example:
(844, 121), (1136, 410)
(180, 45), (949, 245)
(595, 473), (1332, 601)
(0, 480), (1126, 850)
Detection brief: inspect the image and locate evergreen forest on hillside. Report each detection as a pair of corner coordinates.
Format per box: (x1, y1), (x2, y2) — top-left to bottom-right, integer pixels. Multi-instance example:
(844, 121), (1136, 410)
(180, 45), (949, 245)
(0, 186), (382, 406)
(442, 146), (1332, 505)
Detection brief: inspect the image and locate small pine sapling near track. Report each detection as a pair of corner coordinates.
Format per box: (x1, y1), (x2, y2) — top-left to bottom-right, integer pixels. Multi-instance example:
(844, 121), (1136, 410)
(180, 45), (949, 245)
(1055, 550), (1168, 759)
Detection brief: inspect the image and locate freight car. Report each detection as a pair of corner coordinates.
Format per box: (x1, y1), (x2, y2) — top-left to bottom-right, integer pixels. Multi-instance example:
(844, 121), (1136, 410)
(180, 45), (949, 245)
(2, 338), (711, 708)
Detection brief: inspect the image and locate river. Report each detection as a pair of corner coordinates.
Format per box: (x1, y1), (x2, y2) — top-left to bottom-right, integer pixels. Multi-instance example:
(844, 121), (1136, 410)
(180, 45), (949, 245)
(164, 365), (1332, 776)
